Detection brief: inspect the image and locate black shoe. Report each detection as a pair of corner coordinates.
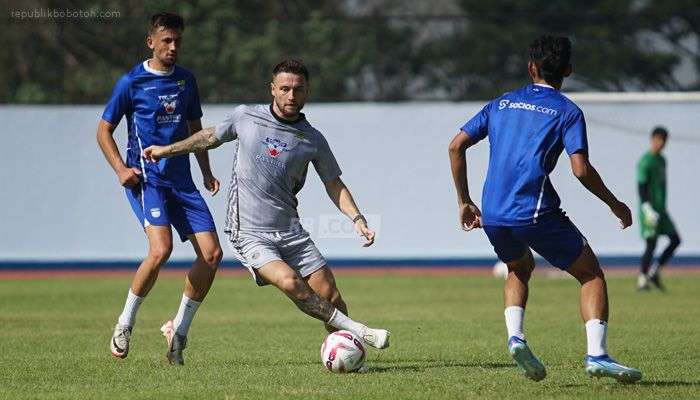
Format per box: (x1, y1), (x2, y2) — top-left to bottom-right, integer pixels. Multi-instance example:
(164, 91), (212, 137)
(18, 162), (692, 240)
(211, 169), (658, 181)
(649, 274), (665, 291)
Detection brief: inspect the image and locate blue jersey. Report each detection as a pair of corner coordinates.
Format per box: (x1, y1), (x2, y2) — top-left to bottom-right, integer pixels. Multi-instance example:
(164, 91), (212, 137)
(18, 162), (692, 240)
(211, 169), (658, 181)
(102, 61), (203, 188)
(461, 84), (588, 226)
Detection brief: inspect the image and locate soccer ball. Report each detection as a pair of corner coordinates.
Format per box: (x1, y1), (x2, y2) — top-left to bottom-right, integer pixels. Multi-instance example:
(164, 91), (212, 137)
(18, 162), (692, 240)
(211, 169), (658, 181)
(321, 330), (366, 373)
(492, 260), (509, 279)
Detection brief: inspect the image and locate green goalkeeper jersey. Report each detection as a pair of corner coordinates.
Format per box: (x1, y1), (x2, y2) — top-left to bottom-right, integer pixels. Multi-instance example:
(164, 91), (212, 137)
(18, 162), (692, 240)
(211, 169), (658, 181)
(637, 151), (666, 212)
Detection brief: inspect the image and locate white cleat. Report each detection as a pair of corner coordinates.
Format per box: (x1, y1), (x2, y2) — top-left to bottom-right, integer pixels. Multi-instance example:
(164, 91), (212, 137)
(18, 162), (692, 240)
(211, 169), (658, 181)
(110, 323), (132, 359)
(360, 327), (390, 349)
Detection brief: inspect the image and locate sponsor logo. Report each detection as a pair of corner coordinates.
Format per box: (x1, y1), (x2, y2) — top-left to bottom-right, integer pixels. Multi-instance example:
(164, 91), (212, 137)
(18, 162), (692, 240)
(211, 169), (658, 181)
(499, 99), (558, 116)
(261, 136), (289, 157)
(150, 208), (161, 218)
(156, 94), (182, 124)
(158, 94), (178, 114)
(293, 131), (306, 139)
(254, 154), (286, 169)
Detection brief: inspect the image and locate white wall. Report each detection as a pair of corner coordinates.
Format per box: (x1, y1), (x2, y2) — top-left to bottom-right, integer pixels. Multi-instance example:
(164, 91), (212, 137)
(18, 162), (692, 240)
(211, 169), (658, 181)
(1, 101), (697, 261)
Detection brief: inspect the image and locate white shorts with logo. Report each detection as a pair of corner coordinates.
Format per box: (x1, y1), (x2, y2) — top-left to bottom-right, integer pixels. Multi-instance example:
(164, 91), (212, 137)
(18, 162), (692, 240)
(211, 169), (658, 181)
(226, 229), (327, 286)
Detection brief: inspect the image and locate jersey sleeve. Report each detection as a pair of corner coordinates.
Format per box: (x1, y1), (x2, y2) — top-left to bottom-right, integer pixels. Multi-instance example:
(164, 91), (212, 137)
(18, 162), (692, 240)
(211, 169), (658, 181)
(562, 107), (588, 155)
(460, 100), (493, 143)
(101, 74), (132, 125)
(186, 75), (203, 120)
(215, 105), (245, 143)
(312, 134), (342, 183)
(637, 155), (650, 183)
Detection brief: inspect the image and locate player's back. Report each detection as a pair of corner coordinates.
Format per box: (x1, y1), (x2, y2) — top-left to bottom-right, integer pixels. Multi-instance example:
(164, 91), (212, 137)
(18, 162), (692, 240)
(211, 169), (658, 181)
(464, 84), (587, 226)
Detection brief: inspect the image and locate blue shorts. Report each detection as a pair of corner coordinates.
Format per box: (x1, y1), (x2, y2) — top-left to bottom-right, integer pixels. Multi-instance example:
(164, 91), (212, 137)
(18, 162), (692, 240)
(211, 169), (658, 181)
(126, 181), (216, 242)
(483, 212), (587, 270)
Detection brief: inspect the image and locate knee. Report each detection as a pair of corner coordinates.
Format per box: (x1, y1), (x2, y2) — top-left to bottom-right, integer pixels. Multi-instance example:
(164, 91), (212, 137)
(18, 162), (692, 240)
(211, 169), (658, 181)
(201, 245), (223, 269)
(148, 243), (173, 265)
(670, 235), (681, 248)
(277, 275), (308, 301)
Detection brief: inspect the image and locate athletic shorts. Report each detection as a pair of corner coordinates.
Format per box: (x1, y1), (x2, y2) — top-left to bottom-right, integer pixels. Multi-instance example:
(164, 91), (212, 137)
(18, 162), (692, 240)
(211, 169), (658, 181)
(483, 212), (587, 270)
(226, 228), (327, 286)
(639, 210), (678, 239)
(126, 181), (216, 242)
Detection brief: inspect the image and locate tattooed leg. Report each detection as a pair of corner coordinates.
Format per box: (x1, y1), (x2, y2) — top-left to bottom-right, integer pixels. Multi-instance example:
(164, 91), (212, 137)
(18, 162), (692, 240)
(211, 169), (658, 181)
(291, 292), (336, 322)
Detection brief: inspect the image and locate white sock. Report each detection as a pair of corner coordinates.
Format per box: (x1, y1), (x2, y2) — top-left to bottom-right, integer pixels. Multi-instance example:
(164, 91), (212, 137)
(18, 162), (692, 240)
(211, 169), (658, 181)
(504, 306), (525, 341)
(117, 289), (144, 327)
(327, 309), (367, 336)
(173, 294), (201, 336)
(585, 319), (608, 356)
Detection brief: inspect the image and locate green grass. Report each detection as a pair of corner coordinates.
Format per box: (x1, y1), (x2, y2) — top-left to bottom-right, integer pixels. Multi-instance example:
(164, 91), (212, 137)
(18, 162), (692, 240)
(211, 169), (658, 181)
(1, 272), (699, 399)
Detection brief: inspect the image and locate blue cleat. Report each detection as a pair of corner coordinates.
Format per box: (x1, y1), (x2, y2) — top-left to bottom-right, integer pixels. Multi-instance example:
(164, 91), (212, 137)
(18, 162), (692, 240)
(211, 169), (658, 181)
(508, 336), (546, 382)
(585, 355), (642, 383)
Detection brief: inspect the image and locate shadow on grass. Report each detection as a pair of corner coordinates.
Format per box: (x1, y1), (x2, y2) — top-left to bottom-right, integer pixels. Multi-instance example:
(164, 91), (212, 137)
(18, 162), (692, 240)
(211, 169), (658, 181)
(637, 380), (700, 387)
(363, 360), (512, 374)
(563, 380), (700, 389)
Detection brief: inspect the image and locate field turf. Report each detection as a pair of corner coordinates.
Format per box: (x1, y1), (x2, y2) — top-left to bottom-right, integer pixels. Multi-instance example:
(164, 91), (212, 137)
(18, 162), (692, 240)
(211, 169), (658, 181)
(1, 271), (699, 399)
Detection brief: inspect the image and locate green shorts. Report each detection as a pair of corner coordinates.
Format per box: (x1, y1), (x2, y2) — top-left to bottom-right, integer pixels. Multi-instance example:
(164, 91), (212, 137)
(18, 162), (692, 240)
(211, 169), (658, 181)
(639, 211), (678, 239)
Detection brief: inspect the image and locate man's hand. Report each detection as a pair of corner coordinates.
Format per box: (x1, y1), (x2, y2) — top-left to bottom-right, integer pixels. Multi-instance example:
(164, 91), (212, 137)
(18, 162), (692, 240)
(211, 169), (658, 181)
(355, 220), (375, 247)
(611, 200), (633, 229)
(203, 174), (220, 196)
(143, 145), (169, 163)
(117, 166), (141, 189)
(459, 202), (482, 231)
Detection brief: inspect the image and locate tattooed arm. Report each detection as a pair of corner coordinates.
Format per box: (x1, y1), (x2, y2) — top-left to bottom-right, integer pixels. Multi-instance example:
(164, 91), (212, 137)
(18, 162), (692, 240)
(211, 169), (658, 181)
(143, 127), (222, 163)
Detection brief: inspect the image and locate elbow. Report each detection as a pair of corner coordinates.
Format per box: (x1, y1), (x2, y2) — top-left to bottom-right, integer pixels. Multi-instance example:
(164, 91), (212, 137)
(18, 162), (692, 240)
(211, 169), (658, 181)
(448, 140), (465, 156)
(573, 165), (587, 180)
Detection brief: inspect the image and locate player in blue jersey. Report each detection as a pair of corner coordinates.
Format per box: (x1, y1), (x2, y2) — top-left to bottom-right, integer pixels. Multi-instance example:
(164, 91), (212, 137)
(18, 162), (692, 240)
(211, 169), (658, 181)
(96, 12), (223, 366)
(448, 36), (642, 383)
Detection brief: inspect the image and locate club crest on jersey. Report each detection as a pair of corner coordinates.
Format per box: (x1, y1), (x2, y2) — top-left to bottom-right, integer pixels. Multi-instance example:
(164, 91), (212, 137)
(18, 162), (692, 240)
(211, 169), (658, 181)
(150, 208), (161, 218)
(158, 94), (178, 114)
(261, 136), (289, 157)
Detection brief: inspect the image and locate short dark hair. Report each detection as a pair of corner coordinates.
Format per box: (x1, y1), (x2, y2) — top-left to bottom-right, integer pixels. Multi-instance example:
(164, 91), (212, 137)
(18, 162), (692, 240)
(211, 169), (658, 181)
(651, 126), (668, 139)
(149, 12), (184, 34)
(272, 59), (309, 81)
(528, 35), (571, 85)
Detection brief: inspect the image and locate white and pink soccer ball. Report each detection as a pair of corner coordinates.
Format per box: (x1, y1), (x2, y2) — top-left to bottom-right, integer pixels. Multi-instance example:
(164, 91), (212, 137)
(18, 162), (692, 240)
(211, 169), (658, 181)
(320, 330), (366, 373)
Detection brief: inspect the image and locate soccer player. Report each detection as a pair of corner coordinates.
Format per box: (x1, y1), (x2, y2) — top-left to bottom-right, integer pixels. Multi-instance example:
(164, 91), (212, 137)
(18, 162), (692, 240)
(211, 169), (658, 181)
(448, 36), (642, 383)
(142, 60), (390, 364)
(97, 12), (223, 365)
(636, 127), (681, 291)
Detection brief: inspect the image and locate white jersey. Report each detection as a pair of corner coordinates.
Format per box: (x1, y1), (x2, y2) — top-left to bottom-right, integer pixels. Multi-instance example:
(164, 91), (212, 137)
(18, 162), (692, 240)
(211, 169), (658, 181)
(215, 104), (342, 232)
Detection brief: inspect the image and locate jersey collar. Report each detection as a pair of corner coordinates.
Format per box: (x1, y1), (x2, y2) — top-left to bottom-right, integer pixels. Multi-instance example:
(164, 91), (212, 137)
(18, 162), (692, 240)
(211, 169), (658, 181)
(269, 104), (306, 125)
(143, 60), (175, 76)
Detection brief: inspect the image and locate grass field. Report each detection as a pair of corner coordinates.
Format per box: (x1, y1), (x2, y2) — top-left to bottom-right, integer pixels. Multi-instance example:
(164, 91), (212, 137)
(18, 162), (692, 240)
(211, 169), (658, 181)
(1, 271), (699, 399)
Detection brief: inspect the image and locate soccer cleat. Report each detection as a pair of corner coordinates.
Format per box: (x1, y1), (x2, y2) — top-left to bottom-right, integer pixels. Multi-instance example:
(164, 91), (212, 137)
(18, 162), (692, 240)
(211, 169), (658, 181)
(585, 355), (642, 383)
(360, 327), (390, 349)
(648, 273), (665, 291)
(110, 323), (132, 359)
(161, 320), (187, 366)
(508, 336), (546, 382)
(636, 274), (649, 292)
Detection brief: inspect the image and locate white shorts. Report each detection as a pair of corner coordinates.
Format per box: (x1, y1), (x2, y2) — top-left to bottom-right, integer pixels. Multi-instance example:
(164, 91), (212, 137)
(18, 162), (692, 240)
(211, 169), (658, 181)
(226, 229), (327, 286)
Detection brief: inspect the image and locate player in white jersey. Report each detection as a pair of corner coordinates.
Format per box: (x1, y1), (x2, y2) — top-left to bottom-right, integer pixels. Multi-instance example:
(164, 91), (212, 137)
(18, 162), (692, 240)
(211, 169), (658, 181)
(142, 60), (390, 363)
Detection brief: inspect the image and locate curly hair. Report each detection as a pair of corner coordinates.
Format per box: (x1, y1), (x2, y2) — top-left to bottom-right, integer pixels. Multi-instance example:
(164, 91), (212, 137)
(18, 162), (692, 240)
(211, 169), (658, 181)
(528, 36), (571, 85)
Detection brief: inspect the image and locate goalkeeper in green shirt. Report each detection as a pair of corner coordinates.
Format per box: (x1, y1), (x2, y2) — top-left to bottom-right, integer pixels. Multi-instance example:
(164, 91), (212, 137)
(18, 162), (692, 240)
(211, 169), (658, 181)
(637, 127), (681, 291)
